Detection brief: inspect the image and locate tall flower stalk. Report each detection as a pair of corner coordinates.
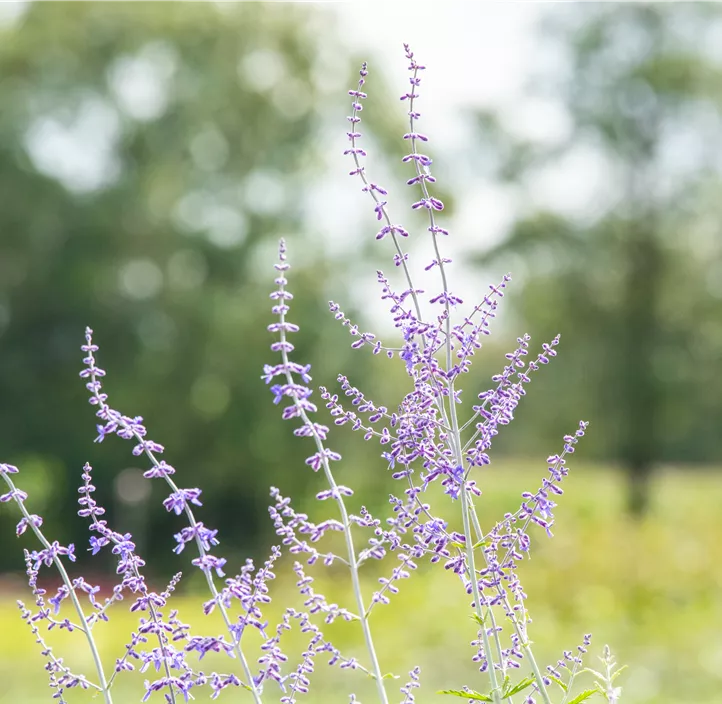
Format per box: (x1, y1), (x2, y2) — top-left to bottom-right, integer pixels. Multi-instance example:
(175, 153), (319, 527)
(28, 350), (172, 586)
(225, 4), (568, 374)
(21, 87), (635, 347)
(265, 240), (390, 704)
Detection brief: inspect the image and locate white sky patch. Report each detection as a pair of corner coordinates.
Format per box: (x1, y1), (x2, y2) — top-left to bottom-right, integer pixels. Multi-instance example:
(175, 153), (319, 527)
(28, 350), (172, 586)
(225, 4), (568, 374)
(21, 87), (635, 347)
(204, 205), (248, 249)
(0, 1), (28, 29)
(501, 97), (574, 147)
(173, 190), (249, 249)
(272, 77), (312, 121)
(243, 170), (286, 216)
(24, 95), (122, 194)
(453, 183), (522, 257)
(528, 143), (623, 223)
(107, 42), (178, 123)
(239, 49), (286, 93)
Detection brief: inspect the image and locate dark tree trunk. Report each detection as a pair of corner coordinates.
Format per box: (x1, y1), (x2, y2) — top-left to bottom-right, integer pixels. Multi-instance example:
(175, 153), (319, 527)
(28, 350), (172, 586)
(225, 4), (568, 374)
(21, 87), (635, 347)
(620, 225), (661, 517)
(627, 458), (653, 516)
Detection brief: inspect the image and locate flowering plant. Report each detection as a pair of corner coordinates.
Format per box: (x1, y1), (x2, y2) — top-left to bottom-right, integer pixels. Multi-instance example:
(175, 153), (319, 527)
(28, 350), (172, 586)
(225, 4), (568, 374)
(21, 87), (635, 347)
(1, 46), (623, 704)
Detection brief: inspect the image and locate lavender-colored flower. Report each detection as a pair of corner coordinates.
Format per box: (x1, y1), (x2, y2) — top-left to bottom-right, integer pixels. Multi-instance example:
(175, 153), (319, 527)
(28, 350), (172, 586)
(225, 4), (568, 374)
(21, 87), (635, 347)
(163, 488), (203, 516)
(16, 513), (43, 537)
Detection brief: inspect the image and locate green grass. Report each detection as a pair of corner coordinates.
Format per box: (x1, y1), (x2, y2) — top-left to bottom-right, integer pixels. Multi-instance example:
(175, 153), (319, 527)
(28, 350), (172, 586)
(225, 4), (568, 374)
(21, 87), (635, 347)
(2, 462), (722, 703)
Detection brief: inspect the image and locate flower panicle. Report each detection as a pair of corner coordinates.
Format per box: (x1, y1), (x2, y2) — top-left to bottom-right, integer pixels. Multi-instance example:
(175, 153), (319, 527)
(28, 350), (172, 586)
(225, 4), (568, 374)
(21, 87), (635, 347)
(344, 63), (409, 246)
(328, 301), (397, 355)
(265, 241), (319, 426)
(80, 328), (228, 581)
(78, 330), (270, 699)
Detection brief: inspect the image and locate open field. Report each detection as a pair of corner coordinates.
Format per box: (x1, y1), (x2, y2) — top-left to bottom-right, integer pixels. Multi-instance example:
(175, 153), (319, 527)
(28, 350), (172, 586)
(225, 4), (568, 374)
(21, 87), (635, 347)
(2, 462), (721, 703)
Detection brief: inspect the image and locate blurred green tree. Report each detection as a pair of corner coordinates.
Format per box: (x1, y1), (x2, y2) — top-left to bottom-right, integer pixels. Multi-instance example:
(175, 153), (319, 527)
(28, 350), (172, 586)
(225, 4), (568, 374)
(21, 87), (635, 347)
(472, 4), (722, 515)
(0, 3), (396, 574)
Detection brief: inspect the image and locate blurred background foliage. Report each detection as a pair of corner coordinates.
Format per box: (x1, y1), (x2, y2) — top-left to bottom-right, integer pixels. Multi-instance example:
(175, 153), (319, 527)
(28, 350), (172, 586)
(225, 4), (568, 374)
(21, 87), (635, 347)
(1, 3), (722, 702)
(0, 1), (402, 573)
(472, 3), (722, 515)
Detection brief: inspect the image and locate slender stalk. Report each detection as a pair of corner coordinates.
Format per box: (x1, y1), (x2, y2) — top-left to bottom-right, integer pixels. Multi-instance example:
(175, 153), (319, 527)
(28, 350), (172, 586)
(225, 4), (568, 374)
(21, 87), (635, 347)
(469, 491), (554, 704)
(447, 378), (502, 702)
(461, 480), (502, 704)
(559, 662), (583, 704)
(276, 278), (390, 704)
(468, 505), (507, 679)
(520, 638), (553, 704)
(3, 475), (113, 704)
(466, 455), (558, 704)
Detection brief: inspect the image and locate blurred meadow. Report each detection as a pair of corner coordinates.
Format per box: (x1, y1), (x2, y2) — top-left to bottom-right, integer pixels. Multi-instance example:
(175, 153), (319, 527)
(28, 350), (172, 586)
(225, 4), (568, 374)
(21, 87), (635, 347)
(4, 464), (722, 703)
(1, 2), (722, 703)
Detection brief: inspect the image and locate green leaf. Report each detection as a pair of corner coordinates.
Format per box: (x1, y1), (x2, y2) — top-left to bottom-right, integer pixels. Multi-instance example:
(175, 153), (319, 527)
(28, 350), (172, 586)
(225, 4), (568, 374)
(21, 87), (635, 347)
(438, 689), (492, 701)
(503, 676), (536, 698)
(610, 665), (628, 681)
(471, 613), (485, 627)
(368, 671), (399, 681)
(547, 674), (568, 693)
(566, 689), (598, 704)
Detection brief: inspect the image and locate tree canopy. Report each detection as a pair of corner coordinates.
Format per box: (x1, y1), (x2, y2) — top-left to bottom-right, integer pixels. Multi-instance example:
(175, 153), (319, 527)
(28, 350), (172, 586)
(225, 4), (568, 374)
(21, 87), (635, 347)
(472, 4), (722, 514)
(0, 3), (387, 572)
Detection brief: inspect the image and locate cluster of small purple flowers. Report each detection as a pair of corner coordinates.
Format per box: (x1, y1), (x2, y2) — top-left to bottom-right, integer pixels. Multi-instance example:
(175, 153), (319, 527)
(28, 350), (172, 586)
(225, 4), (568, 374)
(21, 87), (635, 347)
(0, 45), (621, 704)
(262, 44), (615, 704)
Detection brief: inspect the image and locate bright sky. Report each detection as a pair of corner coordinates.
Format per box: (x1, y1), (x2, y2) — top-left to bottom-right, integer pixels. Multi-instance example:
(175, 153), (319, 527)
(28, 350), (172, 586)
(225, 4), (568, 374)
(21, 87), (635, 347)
(307, 3), (551, 326)
(334, 3), (542, 107)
